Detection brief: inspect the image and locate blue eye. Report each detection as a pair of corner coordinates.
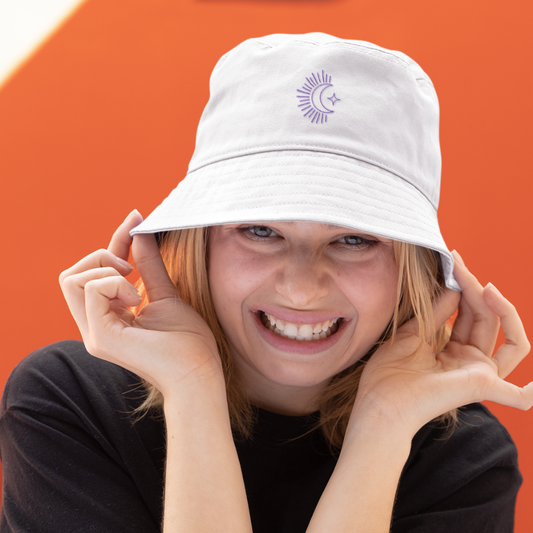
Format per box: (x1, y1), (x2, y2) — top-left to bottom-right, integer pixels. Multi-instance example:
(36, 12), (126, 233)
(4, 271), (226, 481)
(337, 235), (377, 249)
(341, 235), (364, 245)
(239, 225), (278, 239)
(251, 226), (274, 238)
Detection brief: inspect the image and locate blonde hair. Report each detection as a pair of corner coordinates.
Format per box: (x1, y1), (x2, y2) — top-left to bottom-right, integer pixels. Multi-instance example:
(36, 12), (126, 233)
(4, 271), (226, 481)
(134, 227), (457, 450)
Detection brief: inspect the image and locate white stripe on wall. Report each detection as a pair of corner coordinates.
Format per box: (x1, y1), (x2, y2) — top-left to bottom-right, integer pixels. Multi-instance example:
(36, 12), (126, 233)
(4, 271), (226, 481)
(0, 0), (86, 88)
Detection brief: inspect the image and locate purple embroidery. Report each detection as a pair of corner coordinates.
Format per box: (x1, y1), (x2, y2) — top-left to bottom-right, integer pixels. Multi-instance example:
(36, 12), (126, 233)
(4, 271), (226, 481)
(327, 94), (340, 106)
(297, 70), (340, 124)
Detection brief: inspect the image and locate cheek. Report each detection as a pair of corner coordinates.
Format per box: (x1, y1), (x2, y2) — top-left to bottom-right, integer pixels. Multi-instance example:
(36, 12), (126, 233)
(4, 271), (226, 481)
(208, 239), (271, 316)
(337, 252), (398, 325)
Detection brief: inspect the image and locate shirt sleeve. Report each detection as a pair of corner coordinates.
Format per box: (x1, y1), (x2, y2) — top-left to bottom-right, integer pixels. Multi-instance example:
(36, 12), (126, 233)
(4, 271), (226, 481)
(391, 404), (522, 533)
(0, 341), (164, 533)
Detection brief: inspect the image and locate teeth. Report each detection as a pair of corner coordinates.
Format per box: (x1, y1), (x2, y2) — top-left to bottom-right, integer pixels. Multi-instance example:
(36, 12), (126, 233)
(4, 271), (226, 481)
(284, 323), (298, 337)
(262, 311), (341, 341)
(298, 324), (313, 337)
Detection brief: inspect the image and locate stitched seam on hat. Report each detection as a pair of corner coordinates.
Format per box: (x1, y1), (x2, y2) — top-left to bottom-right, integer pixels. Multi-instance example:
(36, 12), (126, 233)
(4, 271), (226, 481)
(192, 192), (435, 230)
(319, 42), (413, 74)
(190, 151), (437, 209)
(192, 145), (429, 179)
(205, 151), (431, 193)
(415, 78), (434, 89)
(214, 185), (432, 222)
(207, 149), (423, 175)
(201, 174), (433, 216)
(253, 38), (417, 76)
(190, 149), (437, 205)
(245, 39), (433, 91)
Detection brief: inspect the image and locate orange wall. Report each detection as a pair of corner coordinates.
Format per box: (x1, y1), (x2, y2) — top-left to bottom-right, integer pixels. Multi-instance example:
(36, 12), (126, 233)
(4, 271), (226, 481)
(1, 0), (532, 528)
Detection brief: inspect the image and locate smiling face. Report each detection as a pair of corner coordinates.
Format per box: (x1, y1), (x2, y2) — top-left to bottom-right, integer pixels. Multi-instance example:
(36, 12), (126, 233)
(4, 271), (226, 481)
(207, 221), (399, 415)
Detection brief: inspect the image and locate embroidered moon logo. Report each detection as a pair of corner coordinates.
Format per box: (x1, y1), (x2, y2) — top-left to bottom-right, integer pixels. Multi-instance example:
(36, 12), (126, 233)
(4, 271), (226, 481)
(297, 71), (340, 123)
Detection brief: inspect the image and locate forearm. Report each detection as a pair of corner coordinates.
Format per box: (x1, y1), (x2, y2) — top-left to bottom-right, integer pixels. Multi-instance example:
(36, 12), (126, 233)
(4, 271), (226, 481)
(306, 415), (412, 533)
(162, 377), (252, 533)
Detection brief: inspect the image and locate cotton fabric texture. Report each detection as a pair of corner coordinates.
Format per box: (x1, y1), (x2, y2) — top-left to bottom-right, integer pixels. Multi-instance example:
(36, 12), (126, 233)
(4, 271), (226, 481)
(131, 33), (459, 290)
(0, 342), (521, 532)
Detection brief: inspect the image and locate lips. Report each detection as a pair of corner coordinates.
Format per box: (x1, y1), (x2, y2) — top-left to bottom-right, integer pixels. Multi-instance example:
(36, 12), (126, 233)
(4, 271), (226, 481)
(252, 310), (349, 355)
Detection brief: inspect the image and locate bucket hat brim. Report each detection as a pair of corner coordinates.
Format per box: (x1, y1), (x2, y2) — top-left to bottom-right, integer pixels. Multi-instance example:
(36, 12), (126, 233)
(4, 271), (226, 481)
(131, 149), (459, 291)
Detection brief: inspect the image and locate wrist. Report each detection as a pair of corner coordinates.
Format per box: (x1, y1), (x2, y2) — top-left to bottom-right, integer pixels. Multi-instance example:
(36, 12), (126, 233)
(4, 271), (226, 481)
(308, 402), (412, 533)
(345, 398), (419, 448)
(162, 371), (228, 417)
(339, 416), (412, 493)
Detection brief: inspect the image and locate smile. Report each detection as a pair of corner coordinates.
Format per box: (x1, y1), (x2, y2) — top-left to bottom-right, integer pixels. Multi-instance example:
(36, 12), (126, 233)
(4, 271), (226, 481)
(259, 311), (342, 341)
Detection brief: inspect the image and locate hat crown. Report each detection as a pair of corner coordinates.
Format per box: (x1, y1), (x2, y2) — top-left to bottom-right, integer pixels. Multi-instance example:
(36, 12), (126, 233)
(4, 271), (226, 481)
(188, 33), (441, 208)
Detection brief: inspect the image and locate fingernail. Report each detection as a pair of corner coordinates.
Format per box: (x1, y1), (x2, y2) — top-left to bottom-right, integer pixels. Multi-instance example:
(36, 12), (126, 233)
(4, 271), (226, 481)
(117, 257), (134, 270)
(131, 285), (142, 300)
(452, 250), (465, 267)
(126, 209), (142, 221)
(486, 282), (502, 295)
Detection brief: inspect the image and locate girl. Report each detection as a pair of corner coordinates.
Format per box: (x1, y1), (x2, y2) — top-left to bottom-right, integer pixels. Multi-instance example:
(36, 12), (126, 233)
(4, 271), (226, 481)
(1, 33), (531, 533)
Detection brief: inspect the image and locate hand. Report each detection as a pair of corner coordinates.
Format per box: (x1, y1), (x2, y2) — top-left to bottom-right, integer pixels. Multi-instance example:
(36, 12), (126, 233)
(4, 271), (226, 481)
(350, 251), (532, 437)
(59, 210), (223, 398)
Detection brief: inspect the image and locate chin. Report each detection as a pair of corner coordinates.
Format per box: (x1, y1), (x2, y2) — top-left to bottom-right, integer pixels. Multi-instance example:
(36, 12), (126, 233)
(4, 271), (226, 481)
(253, 358), (346, 389)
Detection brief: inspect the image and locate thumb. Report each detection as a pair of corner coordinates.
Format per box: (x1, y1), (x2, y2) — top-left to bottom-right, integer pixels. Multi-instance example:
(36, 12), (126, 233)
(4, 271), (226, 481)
(132, 233), (178, 303)
(432, 287), (461, 331)
(400, 287), (460, 340)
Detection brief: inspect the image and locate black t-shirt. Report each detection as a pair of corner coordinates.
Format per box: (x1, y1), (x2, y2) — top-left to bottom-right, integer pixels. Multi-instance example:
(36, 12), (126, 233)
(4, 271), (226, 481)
(0, 341), (522, 532)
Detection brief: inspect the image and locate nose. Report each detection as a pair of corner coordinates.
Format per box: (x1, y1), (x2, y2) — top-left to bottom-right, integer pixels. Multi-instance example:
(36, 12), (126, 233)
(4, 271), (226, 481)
(274, 250), (329, 308)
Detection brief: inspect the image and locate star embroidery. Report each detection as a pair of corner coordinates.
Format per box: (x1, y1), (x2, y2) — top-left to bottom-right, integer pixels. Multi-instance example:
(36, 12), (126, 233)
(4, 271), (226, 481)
(327, 93), (340, 106)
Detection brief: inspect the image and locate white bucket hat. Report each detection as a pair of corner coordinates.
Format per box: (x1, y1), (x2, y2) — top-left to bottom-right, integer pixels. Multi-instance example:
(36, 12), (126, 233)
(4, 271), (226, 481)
(131, 32), (459, 291)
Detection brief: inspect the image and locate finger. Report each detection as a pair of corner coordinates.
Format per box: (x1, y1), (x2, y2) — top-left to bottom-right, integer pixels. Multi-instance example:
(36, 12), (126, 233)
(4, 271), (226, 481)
(398, 286), (459, 343)
(61, 267), (125, 335)
(431, 287), (461, 331)
(484, 283), (531, 378)
(109, 299), (136, 326)
(84, 276), (143, 355)
(449, 293), (474, 345)
(59, 249), (133, 286)
(486, 379), (533, 411)
(132, 233), (177, 303)
(451, 251), (499, 355)
(107, 209), (144, 260)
